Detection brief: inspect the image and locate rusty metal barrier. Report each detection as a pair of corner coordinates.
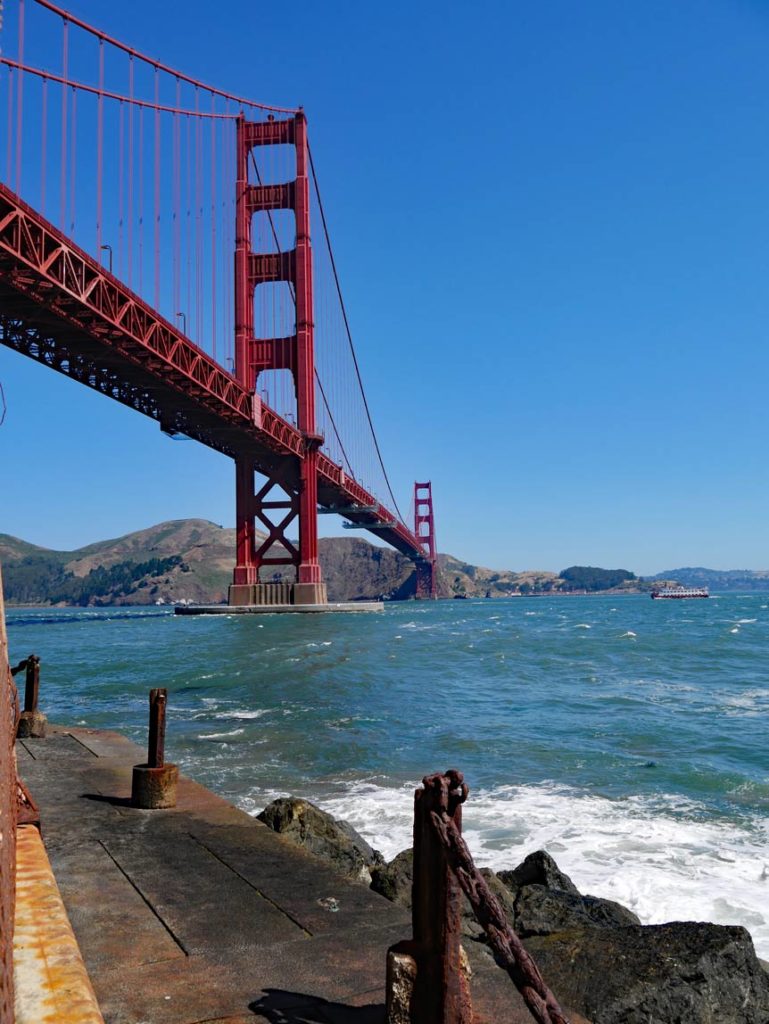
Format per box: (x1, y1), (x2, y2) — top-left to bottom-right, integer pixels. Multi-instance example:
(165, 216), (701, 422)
(410, 770), (570, 1024)
(131, 689), (179, 809)
(11, 655), (46, 739)
(0, 564), (18, 1024)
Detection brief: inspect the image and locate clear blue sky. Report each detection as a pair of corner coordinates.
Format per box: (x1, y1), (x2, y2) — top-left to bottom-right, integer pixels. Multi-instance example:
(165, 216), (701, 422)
(2, 0), (769, 575)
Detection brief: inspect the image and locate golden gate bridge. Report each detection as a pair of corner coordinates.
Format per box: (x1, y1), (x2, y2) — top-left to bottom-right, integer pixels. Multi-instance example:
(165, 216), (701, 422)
(0, 0), (438, 605)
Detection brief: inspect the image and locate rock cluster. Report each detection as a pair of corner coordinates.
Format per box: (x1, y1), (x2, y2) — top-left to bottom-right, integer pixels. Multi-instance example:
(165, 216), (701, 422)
(258, 798), (769, 1023)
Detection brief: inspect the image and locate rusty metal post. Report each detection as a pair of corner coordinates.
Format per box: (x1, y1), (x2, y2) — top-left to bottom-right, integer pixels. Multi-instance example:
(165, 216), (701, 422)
(409, 770), (472, 1024)
(23, 655), (40, 714)
(147, 688), (166, 768)
(16, 654), (47, 739)
(131, 689), (178, 809)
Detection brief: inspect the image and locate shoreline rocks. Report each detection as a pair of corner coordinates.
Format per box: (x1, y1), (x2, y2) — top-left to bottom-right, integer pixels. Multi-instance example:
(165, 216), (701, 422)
(259, 797), (769, 1023)
(527, 922), (769, 1024)
(257, 796), (384, 883)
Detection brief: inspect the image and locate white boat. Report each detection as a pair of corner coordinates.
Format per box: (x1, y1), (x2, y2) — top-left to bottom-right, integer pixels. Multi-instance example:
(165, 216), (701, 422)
(650, 587), (709, 600)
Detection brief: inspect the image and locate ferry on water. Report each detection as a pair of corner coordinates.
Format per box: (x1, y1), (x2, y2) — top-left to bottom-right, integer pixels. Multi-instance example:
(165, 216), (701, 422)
(650, 587), (709, 600)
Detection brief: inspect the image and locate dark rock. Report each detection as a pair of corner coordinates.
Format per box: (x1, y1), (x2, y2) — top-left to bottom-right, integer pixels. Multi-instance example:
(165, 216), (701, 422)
(526, 922), (769, 1024)
(515, 885), (640, 937)
(371, 848), (413, 907)
(257, 797), (384, 883)
(498, 849), (581, 896)
(495, 849), (639, 939)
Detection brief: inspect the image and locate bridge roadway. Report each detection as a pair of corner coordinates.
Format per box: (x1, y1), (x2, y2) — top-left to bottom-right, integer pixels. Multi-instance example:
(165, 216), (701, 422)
(0, 181), (423, 564)
(13, 726), (586, 1024)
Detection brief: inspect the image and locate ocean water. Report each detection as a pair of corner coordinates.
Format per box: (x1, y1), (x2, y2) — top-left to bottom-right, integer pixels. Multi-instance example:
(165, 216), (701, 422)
(6, 595), (769, 956)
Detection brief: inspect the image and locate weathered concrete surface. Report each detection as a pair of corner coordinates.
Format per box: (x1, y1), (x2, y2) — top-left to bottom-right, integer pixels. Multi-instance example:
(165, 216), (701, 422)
(14, 824), (104, 1024)
(16, 726), (587, 1024)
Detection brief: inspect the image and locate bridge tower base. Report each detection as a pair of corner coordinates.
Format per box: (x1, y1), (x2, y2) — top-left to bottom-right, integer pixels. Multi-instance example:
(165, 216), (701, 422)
(229, 456), (327, 608)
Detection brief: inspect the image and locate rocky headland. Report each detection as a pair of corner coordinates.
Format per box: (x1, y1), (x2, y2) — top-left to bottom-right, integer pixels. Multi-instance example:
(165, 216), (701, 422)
(258, 796), (769, 1024)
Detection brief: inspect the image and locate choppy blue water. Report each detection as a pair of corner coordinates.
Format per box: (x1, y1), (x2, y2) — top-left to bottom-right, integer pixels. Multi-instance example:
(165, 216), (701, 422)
(7, 595), (769, 955)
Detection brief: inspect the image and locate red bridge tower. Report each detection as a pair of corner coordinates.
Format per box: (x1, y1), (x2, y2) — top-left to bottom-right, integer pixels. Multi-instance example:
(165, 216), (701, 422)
(414, 481), (438, 599)
(230, 112), (326, 606)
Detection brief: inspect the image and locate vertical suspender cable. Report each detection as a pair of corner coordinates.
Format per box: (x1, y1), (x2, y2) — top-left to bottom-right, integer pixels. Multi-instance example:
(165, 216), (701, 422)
(186, 113), (192, 334)
(223, 102), (231, 368)
(118, 99), (124, 278)
(69, 86), (76, 235)
(5, 68), (13, 186)
(15, 0), (25, 194)
(210, 92), (217, 360)
(127, 56), (134, 287)
(138, 104), (144, 293)
(195, 87), (202, 343)
(60, 20), (68, 229)
(173, 77), (181, 318)
(96, 37), (104, 253)
(40, 77), (47, 213)
(154, 65), (161, 310)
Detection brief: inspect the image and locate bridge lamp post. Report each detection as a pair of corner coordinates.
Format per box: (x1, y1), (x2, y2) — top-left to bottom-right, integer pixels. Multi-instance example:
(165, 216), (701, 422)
(99, 244), (113, 273)
(176, 312), (187, 335)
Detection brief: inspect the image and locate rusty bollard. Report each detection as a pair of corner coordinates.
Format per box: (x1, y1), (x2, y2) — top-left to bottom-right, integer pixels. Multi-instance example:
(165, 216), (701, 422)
(131, 689), (179, 809)
(386, 770), (473, 1024)
(15, 654), (48, 739)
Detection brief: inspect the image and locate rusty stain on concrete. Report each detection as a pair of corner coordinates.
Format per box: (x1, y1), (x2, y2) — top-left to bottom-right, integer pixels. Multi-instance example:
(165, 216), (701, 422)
(13, 824), (104, 1024)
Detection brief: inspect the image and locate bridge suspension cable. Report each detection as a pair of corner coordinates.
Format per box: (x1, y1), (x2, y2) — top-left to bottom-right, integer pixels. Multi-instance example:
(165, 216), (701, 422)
(31, 0), (300, 114)
(308, 147), (407, 526)
(2, 0), (416, 543)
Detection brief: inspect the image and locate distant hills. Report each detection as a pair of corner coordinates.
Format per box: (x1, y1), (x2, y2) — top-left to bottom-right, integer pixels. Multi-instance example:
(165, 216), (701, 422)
(0, 520), (414, 605)
(2, 518), (763, 605)
(646, 567), (769, 591)
(0, 520), (655, 605)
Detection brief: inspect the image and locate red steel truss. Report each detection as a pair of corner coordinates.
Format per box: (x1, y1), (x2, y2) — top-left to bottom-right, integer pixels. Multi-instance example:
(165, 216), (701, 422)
(0, 180), (429, 570)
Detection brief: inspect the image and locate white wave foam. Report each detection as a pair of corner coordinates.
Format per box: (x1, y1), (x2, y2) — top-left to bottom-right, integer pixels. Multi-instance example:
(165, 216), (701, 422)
(620, 631), (637, 638)
(311, 781), (769, 958)
(575, 623), (591, 629)
(213, 708), (269, 720)
(198, 728), (245, 739)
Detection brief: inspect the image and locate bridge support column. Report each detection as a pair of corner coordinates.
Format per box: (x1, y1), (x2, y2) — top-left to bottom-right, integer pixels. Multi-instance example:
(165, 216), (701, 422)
(230, 110), (326, 608)
(414, 481), (438, 600)
(230, 455), (259, 604)
(294, 445), (327, 605)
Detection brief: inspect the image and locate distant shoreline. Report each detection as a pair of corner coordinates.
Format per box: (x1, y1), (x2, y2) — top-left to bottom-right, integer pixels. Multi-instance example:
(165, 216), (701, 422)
(7, 589), (769, 611)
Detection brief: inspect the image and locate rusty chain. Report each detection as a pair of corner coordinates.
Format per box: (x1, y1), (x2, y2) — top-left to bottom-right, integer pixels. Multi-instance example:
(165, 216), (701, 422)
(424, 771), (571, 1024)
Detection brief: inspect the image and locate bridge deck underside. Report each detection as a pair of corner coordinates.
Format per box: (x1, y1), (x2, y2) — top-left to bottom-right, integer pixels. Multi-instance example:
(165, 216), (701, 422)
(0, 184), (422, 562)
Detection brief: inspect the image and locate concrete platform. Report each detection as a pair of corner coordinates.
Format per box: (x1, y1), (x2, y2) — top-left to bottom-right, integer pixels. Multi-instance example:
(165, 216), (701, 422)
(16, 726), (587, 1024)
(176, 602), (384, 615)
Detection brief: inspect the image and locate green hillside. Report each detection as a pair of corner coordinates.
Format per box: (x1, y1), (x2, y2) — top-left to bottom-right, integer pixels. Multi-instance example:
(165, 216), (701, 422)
(1, 519), (663, 605)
